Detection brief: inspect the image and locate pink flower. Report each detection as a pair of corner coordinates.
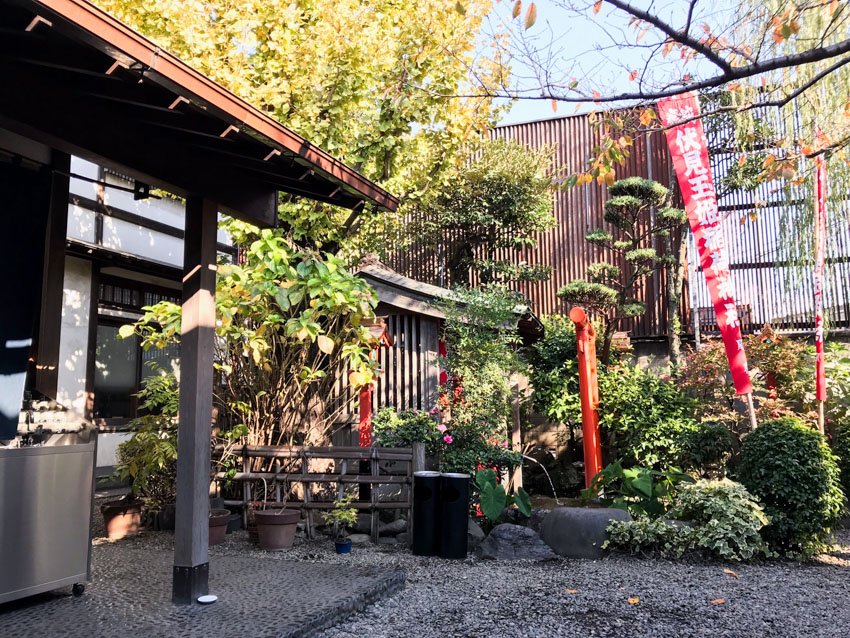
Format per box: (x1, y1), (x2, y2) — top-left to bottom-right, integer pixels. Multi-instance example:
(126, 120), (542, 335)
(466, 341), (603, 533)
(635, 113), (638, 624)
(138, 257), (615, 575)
(437, 423), (447, 432)
(443, 435), (453, 444)
(502, 441), (509, 448)
(430, 407), (439, 415)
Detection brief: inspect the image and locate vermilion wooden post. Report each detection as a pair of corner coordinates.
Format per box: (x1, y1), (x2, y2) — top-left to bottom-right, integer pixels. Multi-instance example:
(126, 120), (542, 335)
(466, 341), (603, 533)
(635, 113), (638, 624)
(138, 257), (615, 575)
(359, 380), (373, 447)
(569, 307), (603, 489)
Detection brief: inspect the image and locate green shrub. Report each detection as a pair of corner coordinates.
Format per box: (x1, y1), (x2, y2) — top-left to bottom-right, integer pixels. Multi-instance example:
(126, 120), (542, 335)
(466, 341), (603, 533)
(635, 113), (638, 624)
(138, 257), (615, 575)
(739, 417), (845, 557)
(373, 407), (442, 456)
(830, 421), (850, 500)
(605, 479), (772, 561)
(679, 422), (733, 476)
(598, 365), (698, 468)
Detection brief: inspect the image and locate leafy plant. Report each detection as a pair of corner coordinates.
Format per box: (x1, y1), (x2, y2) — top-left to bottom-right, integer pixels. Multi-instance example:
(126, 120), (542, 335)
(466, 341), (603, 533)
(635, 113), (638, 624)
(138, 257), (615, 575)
(322, 492), (358, 541)
(739, 417), (845, 557)
(605, 479), (773, 561)
(582, 461), (694, 518)
(474, 469), (531, 523)
(115, 368), (179, 509)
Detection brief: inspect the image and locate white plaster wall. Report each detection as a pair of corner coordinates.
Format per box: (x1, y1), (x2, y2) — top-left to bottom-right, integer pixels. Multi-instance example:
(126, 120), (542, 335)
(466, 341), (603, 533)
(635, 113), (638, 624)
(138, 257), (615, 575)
(55, 257), (92, 416)
(96, 432), (132, 469)
(101, 216), (184, 267)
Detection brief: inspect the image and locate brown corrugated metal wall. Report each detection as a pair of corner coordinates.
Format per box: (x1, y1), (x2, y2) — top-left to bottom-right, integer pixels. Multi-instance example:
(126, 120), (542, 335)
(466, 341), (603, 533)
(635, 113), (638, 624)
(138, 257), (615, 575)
(387, 112), (685, 339)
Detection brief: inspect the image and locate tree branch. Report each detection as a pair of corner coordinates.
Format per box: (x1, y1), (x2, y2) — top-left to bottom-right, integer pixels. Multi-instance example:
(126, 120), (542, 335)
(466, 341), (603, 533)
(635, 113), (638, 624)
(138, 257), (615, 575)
(601, 0), (732, 73)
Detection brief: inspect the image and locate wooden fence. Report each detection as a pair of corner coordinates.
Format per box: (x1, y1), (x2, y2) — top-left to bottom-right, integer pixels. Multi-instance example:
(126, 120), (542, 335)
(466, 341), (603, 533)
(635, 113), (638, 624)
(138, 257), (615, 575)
(213, 444), (424, 544)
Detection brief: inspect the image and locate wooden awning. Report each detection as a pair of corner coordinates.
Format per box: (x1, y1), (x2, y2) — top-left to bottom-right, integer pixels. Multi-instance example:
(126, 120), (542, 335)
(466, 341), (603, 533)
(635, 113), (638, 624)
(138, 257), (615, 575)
(0, 0), (399, 225)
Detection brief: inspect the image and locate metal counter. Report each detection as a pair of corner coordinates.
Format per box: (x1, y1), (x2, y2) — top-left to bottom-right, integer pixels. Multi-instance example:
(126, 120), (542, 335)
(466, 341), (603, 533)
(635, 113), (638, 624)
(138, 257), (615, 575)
(0, 424), (96, 604)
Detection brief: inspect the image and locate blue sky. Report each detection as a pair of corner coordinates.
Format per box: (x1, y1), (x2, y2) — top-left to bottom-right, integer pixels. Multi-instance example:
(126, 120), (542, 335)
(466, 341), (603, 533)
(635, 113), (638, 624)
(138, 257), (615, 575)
(488, 0), (733, 125)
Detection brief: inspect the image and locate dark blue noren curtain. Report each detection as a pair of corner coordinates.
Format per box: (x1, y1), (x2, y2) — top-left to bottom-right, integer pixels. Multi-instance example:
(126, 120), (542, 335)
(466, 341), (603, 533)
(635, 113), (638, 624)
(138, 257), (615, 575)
(0, 161), (50, 439)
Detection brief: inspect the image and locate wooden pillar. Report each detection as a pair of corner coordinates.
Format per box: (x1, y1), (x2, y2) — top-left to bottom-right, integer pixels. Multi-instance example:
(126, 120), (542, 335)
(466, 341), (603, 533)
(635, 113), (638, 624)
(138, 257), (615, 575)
(173, 197), (217, 605)
(510, 375), (523, 490)
(34, 150), (70, 398)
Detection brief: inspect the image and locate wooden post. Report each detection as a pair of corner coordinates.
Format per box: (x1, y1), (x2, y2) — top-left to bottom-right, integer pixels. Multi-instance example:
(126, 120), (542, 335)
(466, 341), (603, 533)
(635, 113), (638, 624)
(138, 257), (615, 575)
(35, 150), (70, 399)
(569, 307), (603, 489)
(510, 376), (523, 490)
(745, 393), (758, 431)
(172, 197), (217, 605)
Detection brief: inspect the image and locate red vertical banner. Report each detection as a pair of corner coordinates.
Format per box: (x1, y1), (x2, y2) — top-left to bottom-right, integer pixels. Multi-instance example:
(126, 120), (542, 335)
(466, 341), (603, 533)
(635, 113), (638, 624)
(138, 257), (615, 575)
(658, 92), (753, 395)
(814, 156), (827, 402)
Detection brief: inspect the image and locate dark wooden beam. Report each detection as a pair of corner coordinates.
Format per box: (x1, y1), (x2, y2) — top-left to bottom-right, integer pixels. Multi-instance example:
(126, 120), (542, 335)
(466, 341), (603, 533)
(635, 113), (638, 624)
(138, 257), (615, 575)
(173, 197), (217, 604)
(34, 149), (70, 398)
(0, 59), (278, 226)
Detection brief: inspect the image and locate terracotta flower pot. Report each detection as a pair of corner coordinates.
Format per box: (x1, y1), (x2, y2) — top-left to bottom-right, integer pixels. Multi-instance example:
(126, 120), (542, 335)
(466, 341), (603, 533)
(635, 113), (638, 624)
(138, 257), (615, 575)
(254, 509), (300, 550)
(209, 508), (231, 546)
(101, 500), (142, 540)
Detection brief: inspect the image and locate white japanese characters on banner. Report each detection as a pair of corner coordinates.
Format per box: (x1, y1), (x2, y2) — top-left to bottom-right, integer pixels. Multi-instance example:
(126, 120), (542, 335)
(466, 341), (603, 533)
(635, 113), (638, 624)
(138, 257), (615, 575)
(814, 156), (827, 402)
(657, 92), (754, 395)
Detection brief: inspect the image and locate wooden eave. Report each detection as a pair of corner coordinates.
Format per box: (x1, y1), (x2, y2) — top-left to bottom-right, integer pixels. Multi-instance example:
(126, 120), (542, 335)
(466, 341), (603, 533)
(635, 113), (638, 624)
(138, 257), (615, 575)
(0, 0), (399, 226)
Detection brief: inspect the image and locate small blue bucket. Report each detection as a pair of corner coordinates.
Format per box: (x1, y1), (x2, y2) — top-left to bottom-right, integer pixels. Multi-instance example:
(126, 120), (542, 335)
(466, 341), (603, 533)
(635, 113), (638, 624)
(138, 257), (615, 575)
(335, 540), (352, 554)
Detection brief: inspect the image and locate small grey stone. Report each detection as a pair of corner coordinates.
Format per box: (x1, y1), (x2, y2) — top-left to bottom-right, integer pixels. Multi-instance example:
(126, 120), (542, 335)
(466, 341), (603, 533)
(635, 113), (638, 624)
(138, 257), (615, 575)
(395, 532), (409, 544)
(378, 518), (407, 535)
(378, 536), (398, 546)
(475, 523), (556, 561)
(467, 519), (486, 551)
(539, 507), (632, 559)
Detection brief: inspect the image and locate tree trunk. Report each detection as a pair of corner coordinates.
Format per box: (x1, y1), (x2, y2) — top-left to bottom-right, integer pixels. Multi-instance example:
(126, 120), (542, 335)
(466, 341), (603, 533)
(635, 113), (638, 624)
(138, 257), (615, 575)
(600, 317), (616, 367)
(666, 227), (687, 371)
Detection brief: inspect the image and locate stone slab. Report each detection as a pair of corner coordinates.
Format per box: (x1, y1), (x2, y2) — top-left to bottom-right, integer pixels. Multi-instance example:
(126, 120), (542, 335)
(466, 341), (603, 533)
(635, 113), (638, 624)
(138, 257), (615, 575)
(0, 541), (404, 638)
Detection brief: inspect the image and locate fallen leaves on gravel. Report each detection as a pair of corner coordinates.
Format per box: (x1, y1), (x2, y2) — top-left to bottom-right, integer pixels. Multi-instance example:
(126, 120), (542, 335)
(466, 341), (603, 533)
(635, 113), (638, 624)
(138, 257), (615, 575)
(565, 589), (578, 594)
(723, 569), (739, 579)
(628, 597), (640, 605)
(710, 599), (725, 605)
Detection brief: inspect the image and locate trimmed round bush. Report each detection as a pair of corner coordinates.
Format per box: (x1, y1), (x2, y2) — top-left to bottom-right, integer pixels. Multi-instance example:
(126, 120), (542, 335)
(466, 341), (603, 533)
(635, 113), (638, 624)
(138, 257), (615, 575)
(739, 417), (845, 556)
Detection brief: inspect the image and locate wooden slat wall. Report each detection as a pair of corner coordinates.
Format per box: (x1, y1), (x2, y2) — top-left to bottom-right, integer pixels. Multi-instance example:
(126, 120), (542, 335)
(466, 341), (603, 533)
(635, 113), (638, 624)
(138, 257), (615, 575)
(387, 110), (850, 337)
(331, 313), (442, 426)
(386, 113), (683, 338)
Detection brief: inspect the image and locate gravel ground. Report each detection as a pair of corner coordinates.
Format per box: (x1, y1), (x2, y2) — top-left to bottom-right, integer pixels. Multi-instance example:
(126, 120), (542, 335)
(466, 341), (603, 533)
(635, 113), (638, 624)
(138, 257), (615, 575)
(298, 529), (850, 638)
(64, 523), (850, 638)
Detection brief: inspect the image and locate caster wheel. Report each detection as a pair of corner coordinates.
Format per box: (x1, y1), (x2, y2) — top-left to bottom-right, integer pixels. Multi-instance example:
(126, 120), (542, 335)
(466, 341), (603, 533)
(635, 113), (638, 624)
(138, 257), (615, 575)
(72, 583), (85, 597)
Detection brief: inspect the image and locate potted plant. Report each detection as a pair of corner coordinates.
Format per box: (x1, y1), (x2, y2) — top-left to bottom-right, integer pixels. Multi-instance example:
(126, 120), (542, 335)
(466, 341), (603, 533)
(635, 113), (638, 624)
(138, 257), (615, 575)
(322, 493), (358, 554)
(100, 495), (143, 540)
(249, 477), (301, 550)
(209, 507), (231, 545)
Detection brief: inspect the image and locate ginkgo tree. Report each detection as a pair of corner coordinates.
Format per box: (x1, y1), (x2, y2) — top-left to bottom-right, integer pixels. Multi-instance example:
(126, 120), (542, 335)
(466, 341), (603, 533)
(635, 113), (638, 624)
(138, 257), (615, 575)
(93, 0), (508, 254)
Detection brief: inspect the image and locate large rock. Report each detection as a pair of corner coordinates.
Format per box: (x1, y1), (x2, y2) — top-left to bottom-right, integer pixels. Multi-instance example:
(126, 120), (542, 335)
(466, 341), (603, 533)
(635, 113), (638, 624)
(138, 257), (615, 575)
(348, 533), (372, 545)
(467, 519), (486, 551)
(379, 518), (408, 535)
(539, 507), (632, 559)
(476, 524), (557, 561)
(527, 508), (551, 534)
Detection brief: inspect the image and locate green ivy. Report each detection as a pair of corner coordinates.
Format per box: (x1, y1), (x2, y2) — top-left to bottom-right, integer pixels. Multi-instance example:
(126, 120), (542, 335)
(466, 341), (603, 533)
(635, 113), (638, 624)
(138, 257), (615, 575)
(605, 479), (773, 561)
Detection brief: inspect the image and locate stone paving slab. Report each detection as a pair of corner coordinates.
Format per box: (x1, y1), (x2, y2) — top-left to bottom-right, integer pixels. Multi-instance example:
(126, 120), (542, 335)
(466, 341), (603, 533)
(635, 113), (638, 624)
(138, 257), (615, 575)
(0, 542), (405, 638)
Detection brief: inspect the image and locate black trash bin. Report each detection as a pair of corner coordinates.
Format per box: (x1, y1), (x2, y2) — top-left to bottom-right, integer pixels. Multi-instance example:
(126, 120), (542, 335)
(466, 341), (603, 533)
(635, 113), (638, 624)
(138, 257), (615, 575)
(412, 471), (441, 556)
(438, 472), (470, 559)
